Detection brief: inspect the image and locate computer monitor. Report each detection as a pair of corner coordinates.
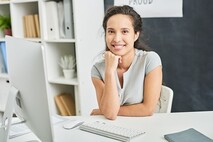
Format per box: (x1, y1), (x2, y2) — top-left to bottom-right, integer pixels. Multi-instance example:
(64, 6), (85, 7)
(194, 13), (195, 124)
(3, 36), (54, 142)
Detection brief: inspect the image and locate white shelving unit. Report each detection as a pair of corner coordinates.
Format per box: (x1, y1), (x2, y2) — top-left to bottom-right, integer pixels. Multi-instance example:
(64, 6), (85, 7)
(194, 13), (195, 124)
(0, 0), (105, 116)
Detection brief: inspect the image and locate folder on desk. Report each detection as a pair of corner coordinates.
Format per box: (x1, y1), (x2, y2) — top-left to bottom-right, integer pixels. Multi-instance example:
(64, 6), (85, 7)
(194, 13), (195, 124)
(63, 0), (74, 39)
(45, 1), (60, 39)
(164, 128), (213, 142)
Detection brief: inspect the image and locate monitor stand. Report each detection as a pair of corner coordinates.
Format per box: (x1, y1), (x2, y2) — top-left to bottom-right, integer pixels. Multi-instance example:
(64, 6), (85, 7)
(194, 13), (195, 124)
(0, 86), (18, 142)
(0, 86), (40, 142)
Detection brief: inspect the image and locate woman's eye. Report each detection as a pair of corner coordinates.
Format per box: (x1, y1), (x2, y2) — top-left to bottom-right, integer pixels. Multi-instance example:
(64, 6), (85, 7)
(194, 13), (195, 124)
(122, 30), (129, 34)
(107, 30), (114, 34)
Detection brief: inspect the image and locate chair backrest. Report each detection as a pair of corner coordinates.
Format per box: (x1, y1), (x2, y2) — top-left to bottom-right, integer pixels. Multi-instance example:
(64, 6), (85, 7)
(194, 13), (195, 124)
(158, 85), (174, 113)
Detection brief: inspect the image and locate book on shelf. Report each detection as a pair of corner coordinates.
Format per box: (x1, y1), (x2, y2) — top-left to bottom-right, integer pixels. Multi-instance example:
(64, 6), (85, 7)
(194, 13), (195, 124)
(29, 15), (36, 38)
(34, 14), (40, 38)
(164, 128), (213, 142)
(54, 93), (76, 116)
(22, 14), (40, 38)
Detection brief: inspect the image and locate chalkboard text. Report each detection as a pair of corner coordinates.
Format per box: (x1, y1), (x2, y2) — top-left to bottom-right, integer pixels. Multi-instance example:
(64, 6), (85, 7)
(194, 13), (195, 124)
(129, 0), (153, 5)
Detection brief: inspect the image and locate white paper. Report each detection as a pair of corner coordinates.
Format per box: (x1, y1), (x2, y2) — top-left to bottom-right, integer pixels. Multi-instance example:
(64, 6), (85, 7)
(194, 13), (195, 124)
(9, 123), (31, 139)
(114, 0), (183, 18)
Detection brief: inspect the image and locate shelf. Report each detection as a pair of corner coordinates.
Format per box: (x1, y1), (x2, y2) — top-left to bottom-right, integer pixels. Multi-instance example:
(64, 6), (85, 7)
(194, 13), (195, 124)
(44, 39), (75, 43)
(23, 38), (42, 42)
(0, 107), (5, 112)
(11, 0), (38, 3)
(0, 73), (9, 79)
(1, 37), (41, 42)
(0, 38), (6, 42)
(49, 77), (78, 85)
(0, 1), (10, 5)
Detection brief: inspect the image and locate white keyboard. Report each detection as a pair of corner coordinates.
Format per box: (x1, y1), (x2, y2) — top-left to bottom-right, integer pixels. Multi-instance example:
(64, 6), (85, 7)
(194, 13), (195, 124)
(79, 121), (145, 142)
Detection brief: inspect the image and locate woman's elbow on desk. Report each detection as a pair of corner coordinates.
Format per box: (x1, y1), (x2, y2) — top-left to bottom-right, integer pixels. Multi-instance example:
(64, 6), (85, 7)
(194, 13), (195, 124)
(90, 108), (118, 120)
(102, 109), (119, 120)
(104, 114), (117, 120)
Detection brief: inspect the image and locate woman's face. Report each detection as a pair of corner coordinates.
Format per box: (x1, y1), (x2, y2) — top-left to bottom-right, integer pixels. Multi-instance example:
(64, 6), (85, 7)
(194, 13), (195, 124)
(106, 14), (139, 56)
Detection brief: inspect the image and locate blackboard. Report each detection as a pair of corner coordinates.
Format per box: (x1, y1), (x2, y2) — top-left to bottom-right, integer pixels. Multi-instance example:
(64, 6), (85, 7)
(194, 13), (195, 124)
(104, 0), (213, 112)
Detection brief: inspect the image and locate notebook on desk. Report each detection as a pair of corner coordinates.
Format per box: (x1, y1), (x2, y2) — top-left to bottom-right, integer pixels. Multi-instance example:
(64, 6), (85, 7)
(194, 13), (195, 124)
(164, 128), (213, 142)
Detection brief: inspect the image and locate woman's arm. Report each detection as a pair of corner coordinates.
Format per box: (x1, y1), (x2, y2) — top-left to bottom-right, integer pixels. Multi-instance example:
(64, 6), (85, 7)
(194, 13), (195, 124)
(91, 75), (120, 120)
(91, 52), (121, 120)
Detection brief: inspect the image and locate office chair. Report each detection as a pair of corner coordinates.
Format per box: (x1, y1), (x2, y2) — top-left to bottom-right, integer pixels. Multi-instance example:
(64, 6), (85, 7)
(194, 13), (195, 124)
(158, 85), (174, 113)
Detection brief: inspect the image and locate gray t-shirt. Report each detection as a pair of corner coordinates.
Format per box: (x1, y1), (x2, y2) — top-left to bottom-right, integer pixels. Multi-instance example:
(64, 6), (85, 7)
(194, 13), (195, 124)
(91, 49), (162, 105)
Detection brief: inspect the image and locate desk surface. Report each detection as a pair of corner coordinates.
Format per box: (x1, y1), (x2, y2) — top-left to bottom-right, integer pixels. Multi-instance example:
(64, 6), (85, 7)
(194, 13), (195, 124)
(9, 111), (213, 142)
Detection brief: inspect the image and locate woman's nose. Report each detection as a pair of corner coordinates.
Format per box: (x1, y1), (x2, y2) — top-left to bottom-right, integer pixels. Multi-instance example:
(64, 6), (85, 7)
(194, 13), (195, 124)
(113, 33), (122, 42)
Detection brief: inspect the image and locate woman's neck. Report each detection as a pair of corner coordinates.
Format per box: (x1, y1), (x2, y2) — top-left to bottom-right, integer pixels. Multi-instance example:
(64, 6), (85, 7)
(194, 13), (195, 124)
(118, 48), (135, 70)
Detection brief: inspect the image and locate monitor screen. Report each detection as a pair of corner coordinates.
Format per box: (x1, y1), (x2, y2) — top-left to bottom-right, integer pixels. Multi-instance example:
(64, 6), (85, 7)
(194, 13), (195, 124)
(5, 36), (54, 142)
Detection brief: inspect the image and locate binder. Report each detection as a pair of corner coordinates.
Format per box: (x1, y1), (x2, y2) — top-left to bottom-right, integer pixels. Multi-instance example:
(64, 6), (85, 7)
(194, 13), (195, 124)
(0, 42), (7, 73)
(57, 1), (65, 38)
(45, 1), (60, 39)
(0, 43), (5, 73)
(63, 0), (74, 38)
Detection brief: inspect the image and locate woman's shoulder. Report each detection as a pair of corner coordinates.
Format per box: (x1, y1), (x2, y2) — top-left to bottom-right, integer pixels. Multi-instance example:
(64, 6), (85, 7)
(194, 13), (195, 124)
(135, 49), (160, 59)
(135, 49), (162, 74)
(93, 59), (105, 68)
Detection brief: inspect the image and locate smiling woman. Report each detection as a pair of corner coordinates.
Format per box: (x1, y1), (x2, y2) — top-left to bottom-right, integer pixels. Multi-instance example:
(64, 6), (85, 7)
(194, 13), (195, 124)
(90, 5), (163, 120)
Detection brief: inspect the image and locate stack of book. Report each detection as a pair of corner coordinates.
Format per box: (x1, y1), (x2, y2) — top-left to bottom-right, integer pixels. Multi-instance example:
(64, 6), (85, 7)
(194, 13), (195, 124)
(22, 14), (40, 38)
(54, 93), (76, 116)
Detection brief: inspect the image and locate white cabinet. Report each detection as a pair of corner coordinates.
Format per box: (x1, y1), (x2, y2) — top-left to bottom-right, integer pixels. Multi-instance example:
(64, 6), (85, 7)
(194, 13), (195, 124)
(0, 0), (105, 116)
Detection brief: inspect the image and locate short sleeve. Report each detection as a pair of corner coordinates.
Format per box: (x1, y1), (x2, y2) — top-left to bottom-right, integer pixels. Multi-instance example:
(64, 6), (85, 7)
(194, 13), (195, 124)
(145, 51), (162, 75)
(91, 65), (101, 79)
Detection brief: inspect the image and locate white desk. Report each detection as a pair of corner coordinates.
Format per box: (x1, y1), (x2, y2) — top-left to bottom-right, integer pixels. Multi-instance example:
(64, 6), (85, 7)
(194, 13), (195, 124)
(9, 111), (213, 142)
